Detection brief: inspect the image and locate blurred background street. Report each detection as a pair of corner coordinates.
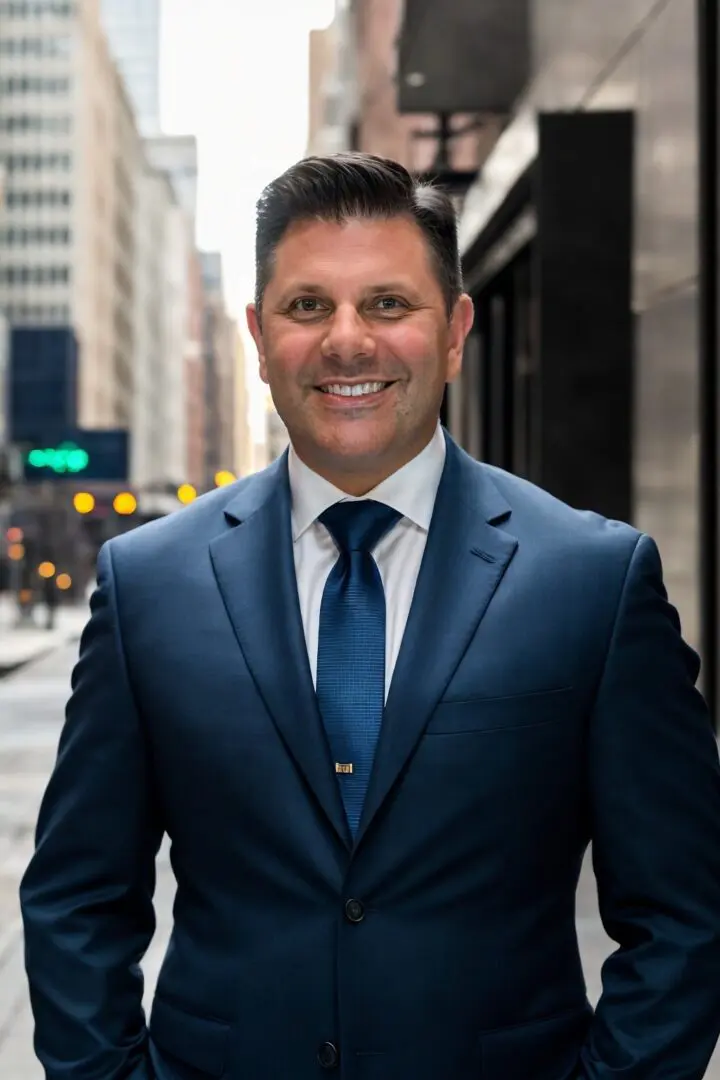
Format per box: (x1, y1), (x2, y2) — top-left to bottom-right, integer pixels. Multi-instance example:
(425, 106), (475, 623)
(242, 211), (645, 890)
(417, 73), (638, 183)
(0, 640), (177, 1076)
(1, 0), (720, 1073)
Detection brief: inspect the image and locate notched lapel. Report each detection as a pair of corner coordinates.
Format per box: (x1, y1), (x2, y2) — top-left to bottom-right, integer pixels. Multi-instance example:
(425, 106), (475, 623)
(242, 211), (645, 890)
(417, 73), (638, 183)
(209, 464), (351, 848)
(357, 443), (519, 845)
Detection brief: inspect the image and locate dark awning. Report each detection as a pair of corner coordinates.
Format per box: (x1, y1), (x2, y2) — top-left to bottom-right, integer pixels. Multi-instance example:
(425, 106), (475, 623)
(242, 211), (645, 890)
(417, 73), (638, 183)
(396, 0), (530, 115)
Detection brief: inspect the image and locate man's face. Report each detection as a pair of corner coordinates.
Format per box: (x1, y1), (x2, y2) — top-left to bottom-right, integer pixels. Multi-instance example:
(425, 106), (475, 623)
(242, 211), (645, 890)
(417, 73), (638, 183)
(246, 215), (474, 493)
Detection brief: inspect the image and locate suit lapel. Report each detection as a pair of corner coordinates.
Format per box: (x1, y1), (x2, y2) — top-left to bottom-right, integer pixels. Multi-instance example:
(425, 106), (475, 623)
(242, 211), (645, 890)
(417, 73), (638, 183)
(209, 455), (352, 849)
(356, 437), (519, 846)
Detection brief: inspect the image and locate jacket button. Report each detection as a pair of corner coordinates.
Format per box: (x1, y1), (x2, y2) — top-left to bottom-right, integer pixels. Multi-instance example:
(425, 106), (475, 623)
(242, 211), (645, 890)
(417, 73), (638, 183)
(317, 1041), (339, 1069)
(345, 898), (365, 923)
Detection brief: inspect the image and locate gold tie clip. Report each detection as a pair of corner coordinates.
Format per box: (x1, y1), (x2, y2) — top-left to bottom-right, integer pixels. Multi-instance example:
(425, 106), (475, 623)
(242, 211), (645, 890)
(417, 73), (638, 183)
(335, 763), (353, 774)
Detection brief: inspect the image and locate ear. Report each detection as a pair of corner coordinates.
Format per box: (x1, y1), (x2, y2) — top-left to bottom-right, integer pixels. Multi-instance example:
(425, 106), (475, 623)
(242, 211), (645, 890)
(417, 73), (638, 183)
(246, 303), (268, 384)
(446, 293), (474, 383)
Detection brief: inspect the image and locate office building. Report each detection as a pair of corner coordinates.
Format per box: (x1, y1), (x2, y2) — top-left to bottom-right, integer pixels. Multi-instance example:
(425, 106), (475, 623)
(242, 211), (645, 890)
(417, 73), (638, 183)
(307, 4), (354, 156)
(144, 134), (198, 233)
(0, 0), (141, 431)
(336, 0), (720, 710)
(233, 326), (253, 478)
(200, 251), (235, 486)
(155, 192), (191, 498)
(100, 0), (161, 134)
(184, 246), (206, 491)
(307, 0), (490, 171)
(132, 160), (192, 513)
(266, 405), (289, 465)
(0, 311), (8, 450)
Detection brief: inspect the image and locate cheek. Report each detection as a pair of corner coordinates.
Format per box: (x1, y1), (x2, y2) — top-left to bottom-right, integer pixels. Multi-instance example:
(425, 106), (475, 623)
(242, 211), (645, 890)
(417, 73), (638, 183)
(382, 324), (446, 378)
(265, 332), (319, 385)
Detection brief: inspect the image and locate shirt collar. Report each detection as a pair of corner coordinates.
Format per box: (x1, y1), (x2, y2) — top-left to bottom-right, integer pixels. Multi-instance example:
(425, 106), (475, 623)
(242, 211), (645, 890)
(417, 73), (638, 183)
(288, 423), (446, 542)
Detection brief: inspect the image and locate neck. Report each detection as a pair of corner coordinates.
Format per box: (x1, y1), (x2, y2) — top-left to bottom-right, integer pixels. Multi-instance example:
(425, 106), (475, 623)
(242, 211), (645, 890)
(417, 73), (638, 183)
(303, 461), (397, 497)
(324, 473), (390, 497)
(293, 431), (438, 496)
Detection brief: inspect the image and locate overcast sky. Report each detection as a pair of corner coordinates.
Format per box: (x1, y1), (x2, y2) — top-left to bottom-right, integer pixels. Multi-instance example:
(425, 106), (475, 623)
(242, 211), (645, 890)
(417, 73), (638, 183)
(159, 0), (335, 433)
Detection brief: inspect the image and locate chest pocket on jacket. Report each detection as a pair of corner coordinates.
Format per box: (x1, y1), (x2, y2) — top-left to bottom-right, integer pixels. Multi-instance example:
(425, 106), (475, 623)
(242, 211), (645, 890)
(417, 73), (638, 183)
(425, 687), (575, 736)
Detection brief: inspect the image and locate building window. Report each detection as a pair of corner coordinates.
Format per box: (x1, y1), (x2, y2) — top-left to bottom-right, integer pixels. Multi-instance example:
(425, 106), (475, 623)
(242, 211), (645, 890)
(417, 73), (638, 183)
(0, 2), (76, 14)
(0, 226), (72, 245)
(0, 75), (71, 94)
(0, 35), (73, 56)
(4, 188), (72, 208)
(0, 264), (71, 285)
(1, 302), (71, 325)
(0, 114), (72, 133)
(2, 152), (72, 171)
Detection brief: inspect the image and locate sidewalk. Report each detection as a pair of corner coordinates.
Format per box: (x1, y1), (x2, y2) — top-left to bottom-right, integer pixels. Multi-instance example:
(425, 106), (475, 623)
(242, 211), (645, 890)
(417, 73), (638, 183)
(0, 598), (88, 675)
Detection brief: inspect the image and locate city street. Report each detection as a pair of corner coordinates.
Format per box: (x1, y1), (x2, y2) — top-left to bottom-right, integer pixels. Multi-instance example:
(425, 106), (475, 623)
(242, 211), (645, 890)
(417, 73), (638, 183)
(0, 642), (175, 1077)
(0, 642), (716, 1076)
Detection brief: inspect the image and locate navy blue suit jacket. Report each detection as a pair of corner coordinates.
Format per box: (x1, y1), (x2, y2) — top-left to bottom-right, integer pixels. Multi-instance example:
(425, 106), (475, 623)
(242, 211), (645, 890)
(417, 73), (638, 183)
(20, 433), (720, 1080)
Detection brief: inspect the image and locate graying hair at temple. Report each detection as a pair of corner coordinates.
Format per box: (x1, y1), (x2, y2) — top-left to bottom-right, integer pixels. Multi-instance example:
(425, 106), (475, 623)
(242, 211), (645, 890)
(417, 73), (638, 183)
(253, 152), (463, 319)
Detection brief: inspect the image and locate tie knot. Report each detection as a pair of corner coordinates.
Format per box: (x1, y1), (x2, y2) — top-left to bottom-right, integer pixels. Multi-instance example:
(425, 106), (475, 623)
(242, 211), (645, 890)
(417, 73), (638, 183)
(319, 499), (401, 555)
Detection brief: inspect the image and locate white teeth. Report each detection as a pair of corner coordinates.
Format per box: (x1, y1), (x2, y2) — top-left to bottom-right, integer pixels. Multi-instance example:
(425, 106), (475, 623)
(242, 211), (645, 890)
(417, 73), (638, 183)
(322, 382), (388, 397)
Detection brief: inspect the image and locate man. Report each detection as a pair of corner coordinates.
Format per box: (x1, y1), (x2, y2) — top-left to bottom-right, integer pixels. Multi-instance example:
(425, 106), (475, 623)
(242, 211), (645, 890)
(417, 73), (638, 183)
(20, 153), (720, 1080)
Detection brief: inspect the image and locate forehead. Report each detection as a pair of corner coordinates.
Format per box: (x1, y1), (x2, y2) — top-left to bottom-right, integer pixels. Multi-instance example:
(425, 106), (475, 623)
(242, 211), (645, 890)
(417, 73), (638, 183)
(268, 216), (439, 294)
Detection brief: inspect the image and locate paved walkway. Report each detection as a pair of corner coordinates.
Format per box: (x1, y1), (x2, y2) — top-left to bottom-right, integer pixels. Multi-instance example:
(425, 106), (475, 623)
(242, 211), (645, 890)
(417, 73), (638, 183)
(0, 598), (87, 675)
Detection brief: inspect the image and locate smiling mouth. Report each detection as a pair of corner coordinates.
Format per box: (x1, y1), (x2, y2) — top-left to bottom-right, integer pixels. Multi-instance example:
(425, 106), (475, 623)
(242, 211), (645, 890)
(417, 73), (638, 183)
(317, 381), (395, 399)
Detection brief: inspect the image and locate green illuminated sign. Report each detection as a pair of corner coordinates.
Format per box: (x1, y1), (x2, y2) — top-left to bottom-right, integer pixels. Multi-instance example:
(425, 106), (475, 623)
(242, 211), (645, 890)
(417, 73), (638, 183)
(27, 442), (89, 474)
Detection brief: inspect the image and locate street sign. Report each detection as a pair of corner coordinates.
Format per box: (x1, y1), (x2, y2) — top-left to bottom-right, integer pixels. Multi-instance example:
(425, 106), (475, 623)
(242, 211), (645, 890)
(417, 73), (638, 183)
(27, 442), (89, 475)
(23, 429), (129, 482)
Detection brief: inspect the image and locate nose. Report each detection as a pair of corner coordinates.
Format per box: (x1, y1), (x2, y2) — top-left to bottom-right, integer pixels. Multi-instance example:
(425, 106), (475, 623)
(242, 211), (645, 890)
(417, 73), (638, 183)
(320, 303), (377, 363)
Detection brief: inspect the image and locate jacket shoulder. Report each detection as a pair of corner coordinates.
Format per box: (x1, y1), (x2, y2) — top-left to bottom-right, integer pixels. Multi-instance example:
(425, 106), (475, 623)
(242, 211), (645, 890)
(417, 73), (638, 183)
(480, 461), (642, 557)
(102, 463), (278, 573)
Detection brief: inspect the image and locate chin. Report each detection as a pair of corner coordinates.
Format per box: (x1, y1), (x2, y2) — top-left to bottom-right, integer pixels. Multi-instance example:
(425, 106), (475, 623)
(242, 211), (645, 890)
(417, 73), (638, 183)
(320, 426), (395, 464)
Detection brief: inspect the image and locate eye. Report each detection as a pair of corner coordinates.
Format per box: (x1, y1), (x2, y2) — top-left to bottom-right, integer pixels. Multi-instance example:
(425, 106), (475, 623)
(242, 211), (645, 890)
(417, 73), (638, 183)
(372, 297), (406, 314)
(290, 297), (326, 316)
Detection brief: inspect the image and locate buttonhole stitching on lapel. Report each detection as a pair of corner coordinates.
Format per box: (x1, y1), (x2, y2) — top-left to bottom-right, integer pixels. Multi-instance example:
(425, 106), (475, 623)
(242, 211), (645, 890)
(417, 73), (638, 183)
(471, 548), (497, 563)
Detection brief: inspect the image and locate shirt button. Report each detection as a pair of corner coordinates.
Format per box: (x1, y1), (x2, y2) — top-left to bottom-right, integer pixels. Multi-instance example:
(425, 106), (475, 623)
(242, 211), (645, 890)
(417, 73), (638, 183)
(345, 898), (365, 923)
(317, 1041), (339, 1069)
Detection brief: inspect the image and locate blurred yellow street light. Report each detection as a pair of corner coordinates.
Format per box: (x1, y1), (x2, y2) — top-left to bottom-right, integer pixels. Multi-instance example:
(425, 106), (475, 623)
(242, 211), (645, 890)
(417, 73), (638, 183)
(38, 561), (56, 579)
(113, 492), (137, 515)
(214, 470), (236, 487)
(8, 543), (24, 561)
(177, 483), (197, 505)
(56, 573), (72, 591)
(73, 492), (95, 514)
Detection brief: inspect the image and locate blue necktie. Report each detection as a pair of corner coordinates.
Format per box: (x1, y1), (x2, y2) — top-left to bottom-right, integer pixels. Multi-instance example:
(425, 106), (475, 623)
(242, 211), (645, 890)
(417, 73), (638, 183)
(316, 500), (401, 836)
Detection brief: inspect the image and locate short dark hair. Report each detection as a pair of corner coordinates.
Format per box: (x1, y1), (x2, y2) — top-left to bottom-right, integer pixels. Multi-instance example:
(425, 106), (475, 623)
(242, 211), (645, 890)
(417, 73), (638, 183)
(254, 152), (463, 318)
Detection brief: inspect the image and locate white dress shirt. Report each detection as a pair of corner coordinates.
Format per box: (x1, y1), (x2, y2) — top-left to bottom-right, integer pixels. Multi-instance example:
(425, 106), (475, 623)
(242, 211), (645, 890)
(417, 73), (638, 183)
(288, 424), (447, 701)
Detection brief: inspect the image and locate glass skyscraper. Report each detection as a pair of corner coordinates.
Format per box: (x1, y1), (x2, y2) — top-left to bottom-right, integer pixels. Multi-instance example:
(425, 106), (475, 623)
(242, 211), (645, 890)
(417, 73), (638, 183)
(101, 0), (162, 134)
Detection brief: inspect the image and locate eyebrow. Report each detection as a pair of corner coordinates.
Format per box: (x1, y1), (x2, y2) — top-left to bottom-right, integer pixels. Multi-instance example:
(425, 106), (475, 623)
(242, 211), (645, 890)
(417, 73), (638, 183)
(366, 282), (421, 297)
(281, 283), (325, 296)
(277, 281), (423, 301)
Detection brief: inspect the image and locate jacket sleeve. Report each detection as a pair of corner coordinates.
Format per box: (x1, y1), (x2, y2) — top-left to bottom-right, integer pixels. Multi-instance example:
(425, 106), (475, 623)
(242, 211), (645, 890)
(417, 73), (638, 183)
(579, 534), (720, 1079)
(20, 541), (163, 1080)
